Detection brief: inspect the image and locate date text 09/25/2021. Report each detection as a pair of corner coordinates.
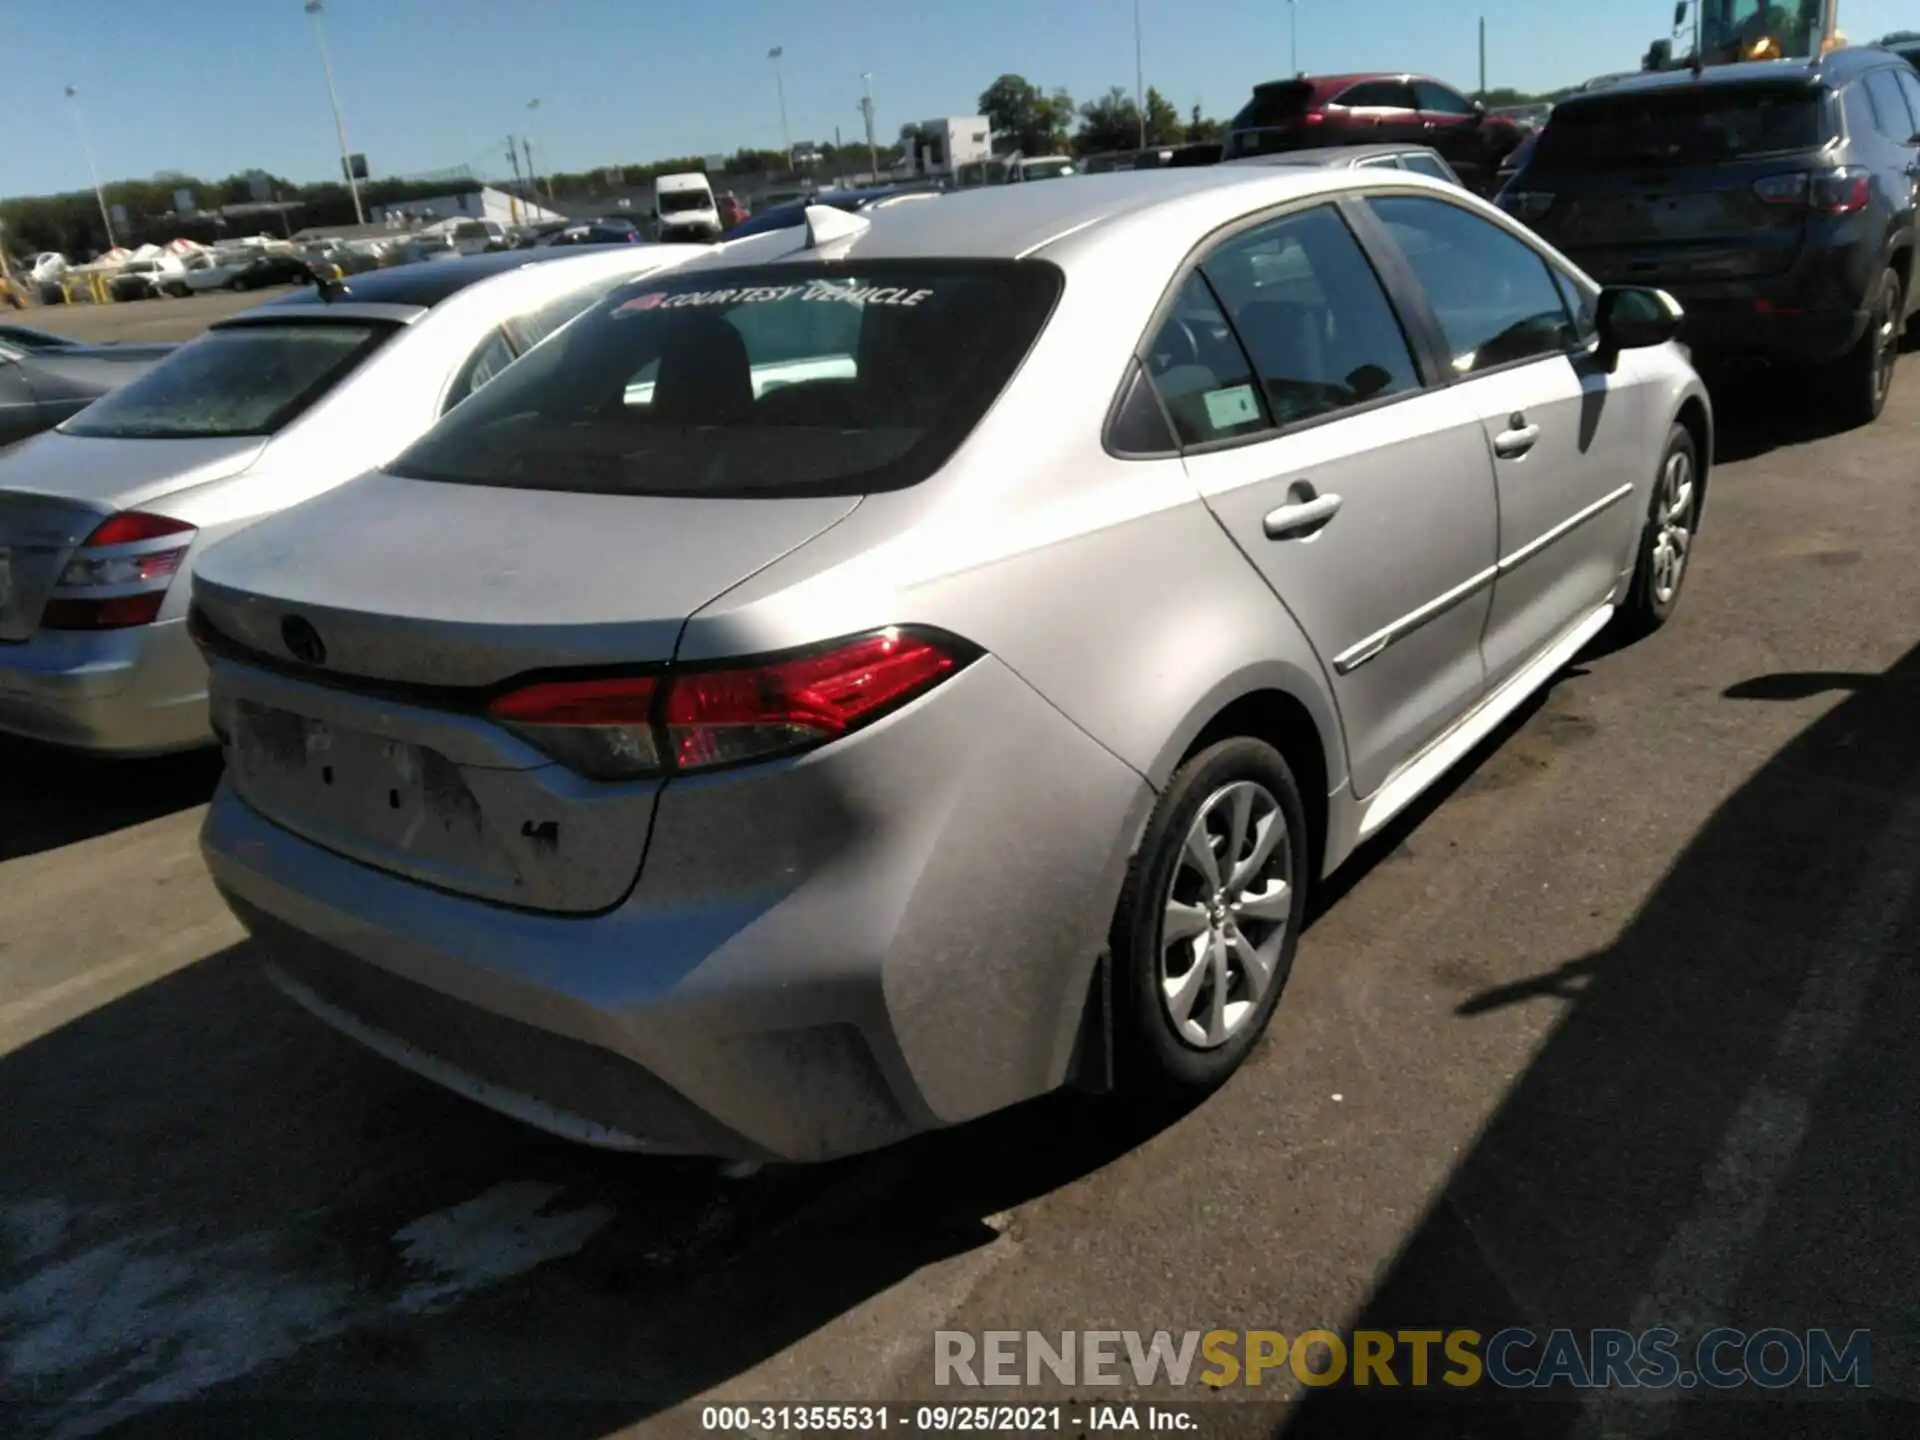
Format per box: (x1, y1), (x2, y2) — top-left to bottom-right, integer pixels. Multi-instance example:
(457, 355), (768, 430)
(701, 1405), (1194, 1433)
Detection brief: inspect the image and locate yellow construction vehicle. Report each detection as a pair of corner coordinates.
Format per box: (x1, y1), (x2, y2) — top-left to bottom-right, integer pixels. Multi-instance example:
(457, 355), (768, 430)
(1647, 1), (1845, 70)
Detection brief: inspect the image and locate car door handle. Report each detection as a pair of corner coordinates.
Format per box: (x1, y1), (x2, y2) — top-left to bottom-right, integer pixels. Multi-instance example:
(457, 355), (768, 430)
(1493, 423), (1540, 459)
(1263, 492), (1344, 539)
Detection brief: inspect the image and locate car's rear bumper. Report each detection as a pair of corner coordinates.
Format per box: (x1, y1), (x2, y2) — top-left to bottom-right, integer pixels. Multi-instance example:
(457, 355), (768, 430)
(0, 617), (213, 754)
(201, 654), (1154, 1162)
(1671, 298), (1869, 365)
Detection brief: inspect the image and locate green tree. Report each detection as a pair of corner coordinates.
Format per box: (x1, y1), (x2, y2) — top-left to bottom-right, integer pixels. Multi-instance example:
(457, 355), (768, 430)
(1185, 103), (1225, 144)
(1075, 86), (1142, 155)
(977, 74), (1074, 156)
(1143, 87), (1182, 146)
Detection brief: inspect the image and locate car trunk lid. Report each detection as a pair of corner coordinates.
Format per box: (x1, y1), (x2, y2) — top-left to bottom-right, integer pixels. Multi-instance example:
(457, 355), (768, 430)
(0, 433), (262, 642)
(1525, 80), (1833, 286)
(192, 473), (860, 912)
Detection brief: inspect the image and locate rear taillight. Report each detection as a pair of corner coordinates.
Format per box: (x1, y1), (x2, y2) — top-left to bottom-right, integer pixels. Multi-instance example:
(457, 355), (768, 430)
(488, 628), (975, 780)
(40, 512), (197, 632)
(1753, 167), (1870, 215)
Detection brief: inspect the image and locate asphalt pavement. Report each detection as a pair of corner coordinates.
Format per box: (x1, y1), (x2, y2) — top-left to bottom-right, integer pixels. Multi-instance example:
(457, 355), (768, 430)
(1, 302), (1916, 1439)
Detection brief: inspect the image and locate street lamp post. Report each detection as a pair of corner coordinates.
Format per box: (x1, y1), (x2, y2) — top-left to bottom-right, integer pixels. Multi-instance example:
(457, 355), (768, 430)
(525, 99), (548, 206)
(1289, 0), (1299, 76)
(860, 72), (879, 181)
(769, 46), (792, 165)
(1134, 0), (1146, 148)
(63, 85), (117, 250)
(304, 0), (365, 225)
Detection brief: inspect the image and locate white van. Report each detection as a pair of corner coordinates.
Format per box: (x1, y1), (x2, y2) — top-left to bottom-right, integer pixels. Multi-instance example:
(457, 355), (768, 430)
(653, 172), (721, 241)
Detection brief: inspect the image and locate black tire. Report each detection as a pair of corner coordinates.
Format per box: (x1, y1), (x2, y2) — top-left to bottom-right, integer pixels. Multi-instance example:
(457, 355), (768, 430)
(1110, 736), (1311, 1099)
(1613, 421), (1701, 641)
(1826, 267), (1901, 429)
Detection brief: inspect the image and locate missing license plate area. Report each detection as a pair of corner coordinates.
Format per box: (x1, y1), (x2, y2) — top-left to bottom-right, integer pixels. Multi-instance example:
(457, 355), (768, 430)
(232, 701), (485, 850)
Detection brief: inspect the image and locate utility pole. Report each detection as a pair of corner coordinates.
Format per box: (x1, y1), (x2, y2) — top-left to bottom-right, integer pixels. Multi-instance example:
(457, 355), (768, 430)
(1478, 16), (1487, 97)
(506, 137), (526, 223)
(769, 46), (792, 165)
(303, 1), (365, 225)
(64, 85), (117, 249)
(521, 136), (543, 214)
(860, 72), (879, 180)
(1134, 0), (1146, 148)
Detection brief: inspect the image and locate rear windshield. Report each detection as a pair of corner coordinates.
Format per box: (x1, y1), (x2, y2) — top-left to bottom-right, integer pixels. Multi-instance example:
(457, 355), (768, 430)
(1233, 81), (1314, 130)
(1533, 84), (1831, 169)
(61, 323), (389, 440)
(389, 260), (1063, 499)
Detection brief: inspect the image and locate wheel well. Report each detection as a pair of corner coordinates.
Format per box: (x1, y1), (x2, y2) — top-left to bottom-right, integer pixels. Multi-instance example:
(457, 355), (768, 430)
(1182, 689), (1329, 886)
(1675, 395), (1711, 500)
(1892, 245), (1912, 302)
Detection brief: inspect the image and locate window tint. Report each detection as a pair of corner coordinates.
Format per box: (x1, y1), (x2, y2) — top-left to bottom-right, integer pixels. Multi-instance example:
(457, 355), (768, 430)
(1107, 361), (1178, 455)
(1896, 68), (1920, 134)
(1865, 70), (1916, 140)
(1845, 81), (1882, 141)
(1401, 152), (1455, 182)
(391, 262), (1062, 499)
(1338, 81), (1416, 109)
(1200, 205), (1420, 427)
(1141, 272), (1267, 447)
(1549, 266), (1596, 344)
(1367, 195), (1574, 373)
(62, 323), (388, 439)
(1533, 84), (1830, 168)
(1414, 81), (1474, 115)
(1232, 82), (1315, 130)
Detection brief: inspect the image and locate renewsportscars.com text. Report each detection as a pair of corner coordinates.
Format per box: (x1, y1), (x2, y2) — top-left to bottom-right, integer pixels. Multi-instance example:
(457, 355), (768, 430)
(934, 1327), (1872, 1392)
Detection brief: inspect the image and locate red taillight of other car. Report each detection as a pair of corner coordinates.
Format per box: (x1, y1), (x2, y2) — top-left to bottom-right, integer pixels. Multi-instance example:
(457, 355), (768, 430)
(40, 512), (198, 631)
(489, 627), (975, 780)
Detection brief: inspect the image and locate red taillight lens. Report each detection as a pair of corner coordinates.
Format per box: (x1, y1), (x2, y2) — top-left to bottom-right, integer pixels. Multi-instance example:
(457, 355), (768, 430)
(487, 628), (971, 780)
(1810, 169), (1871, 216)
(40, 511), (198, 632)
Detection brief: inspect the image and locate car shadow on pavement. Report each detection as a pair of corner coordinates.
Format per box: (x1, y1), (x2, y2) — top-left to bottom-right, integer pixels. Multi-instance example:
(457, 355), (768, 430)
(1276, 642), (1920, 1439)
(0, 737), (223, 862)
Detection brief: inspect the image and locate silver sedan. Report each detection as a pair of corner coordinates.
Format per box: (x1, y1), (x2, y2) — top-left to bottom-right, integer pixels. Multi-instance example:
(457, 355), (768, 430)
(194, 167), (1710, 1161)
(0, 244), (707, 755)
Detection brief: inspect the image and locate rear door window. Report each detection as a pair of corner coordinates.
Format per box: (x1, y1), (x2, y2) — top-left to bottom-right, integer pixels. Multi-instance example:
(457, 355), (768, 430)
(1338, 80), (1418, 110)
(1200, 205), (1421, 426)
(391, 262), (1062, 498)
(61, 323), (389, 439)
(1865, 69), (1918, 141)
(1534, 84), (1831, 168)
(1140, 273), (1268, 447)
(1367, 195), (1575, 373)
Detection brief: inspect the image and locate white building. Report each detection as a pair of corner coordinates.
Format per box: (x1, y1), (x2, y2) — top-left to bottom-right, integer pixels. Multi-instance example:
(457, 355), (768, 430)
(370, 185), (563, 227)
(904, 116), (993, 178)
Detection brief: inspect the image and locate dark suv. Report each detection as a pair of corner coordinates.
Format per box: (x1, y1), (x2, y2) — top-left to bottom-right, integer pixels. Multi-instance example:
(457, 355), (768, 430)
(1499, 50), (1920, 425)
(1223, 73), (1524, 193)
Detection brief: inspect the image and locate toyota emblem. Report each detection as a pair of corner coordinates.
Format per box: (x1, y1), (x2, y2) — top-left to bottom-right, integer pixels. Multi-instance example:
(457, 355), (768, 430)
(281, 615), (327, 667)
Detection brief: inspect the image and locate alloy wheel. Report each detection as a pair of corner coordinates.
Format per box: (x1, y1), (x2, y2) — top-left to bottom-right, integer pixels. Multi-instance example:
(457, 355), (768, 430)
(1650, 446), (1695, 607)
(1873, 277), (1900, 408)
(1158, 780), (1294, 1050)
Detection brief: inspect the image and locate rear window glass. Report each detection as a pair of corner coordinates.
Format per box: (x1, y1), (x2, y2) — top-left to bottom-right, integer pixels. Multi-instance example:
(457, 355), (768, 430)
(1232, 82), (1314, 130)
(61, 323), (389, 440)
(1534, 84), (1831, 168)
(389, 261), (1064, 499)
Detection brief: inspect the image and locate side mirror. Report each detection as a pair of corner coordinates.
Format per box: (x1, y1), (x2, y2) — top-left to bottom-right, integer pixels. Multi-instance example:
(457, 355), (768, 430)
(1596, 285), (1684, 361)
(1472, 99), (1488, 116)
(1672, 1), (1688, 27)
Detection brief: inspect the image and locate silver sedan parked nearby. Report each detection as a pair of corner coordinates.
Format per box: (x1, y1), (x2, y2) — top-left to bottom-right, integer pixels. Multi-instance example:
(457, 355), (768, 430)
(194, 167), (1710, 1162)
(0, 243), (706, 755)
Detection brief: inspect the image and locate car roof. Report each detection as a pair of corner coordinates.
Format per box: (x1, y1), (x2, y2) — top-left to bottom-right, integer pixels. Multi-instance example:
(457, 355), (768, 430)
(251, 245), (639, 310)
(693, 164), (1415, 266)
(1225, 142), (1448, 167)
(1252, 72), (1443, 97)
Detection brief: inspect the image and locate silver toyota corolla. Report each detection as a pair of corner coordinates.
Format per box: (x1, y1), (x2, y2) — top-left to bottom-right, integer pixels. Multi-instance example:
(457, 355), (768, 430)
(0, 245), (705, 755)
(194, 167), (1710, 1162)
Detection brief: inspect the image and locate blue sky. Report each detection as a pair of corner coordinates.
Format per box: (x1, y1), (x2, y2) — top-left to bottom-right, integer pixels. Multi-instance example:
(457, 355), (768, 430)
(14, 0), (1912, 198)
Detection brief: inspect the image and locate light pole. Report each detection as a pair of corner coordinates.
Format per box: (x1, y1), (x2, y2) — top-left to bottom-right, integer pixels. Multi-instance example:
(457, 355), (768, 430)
(64, 85), (117, 250)
(525, 99), (551, 205)
(1289, 0), (1299, 75)
(1133, 0), (1146, 148)
(769, 46), (792, 165)
(860, 72), (879, 180)
(303, 0), (365, 225)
